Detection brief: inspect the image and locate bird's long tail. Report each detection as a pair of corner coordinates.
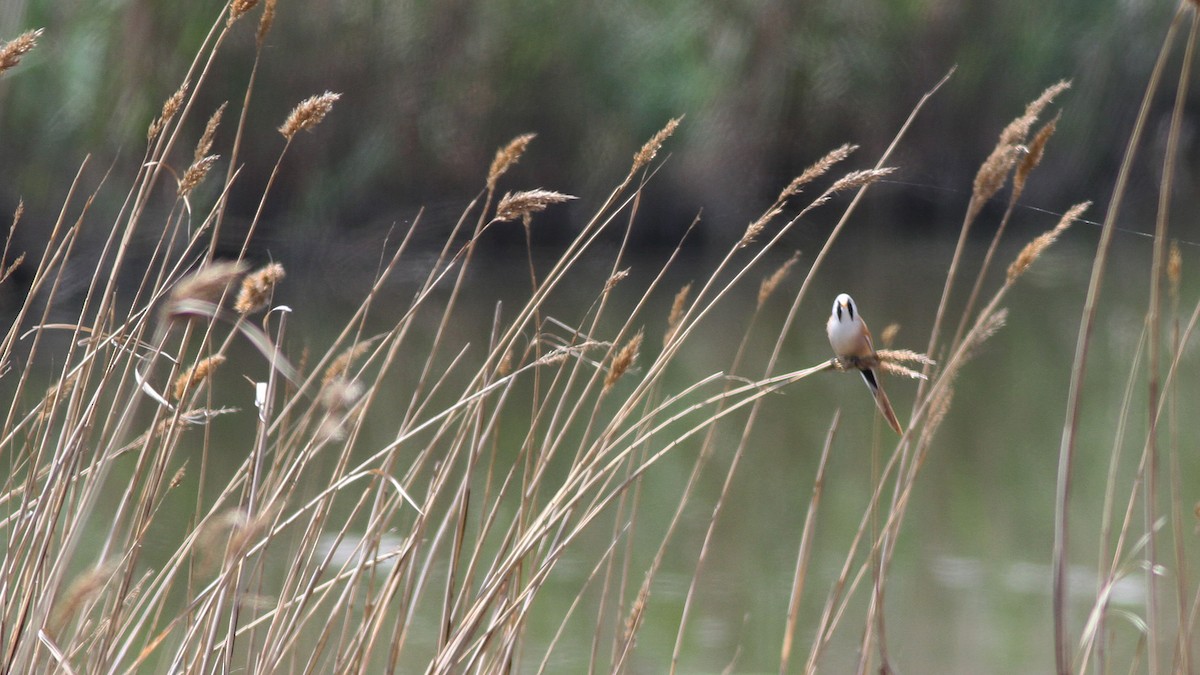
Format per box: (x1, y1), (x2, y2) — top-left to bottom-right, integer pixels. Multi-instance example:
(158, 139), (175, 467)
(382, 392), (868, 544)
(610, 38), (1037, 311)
(858, 368), (903, 435)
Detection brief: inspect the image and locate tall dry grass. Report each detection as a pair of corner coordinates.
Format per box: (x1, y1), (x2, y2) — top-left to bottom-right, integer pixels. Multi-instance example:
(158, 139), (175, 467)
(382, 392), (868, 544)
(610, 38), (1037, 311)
(1, 1), (1198, 673)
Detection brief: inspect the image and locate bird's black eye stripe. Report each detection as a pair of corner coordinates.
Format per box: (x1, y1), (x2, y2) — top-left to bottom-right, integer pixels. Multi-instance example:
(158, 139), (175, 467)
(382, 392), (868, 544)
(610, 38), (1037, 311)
(836, 304), (842, 321)
(847, 302), (854, 320)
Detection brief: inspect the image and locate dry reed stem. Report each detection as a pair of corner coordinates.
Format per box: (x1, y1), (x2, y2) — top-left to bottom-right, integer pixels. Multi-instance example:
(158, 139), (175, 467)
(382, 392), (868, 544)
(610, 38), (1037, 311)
(0, 28), (42, 75)
(234, 262), (285, 314)
(495, 189), (577, 223)
(148, 81), (190, 142)
(173, 354), (226, 400)
(487, 133), (536, 191)
(758, 252), (800, 308)
(663, 283), (691, 347)
(631, 117), (681, 173)
(1007, 201), (1090, 283)
(604, 330), (643, 392)
(279, 91), (341, 139)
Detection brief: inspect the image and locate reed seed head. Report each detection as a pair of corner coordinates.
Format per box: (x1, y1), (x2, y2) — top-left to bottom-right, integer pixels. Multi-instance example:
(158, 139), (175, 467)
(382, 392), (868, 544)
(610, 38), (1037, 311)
(178, 155), (219, 197)
(0, 28), (42, 75)
(605, 268), (630, 293)
(257, 0), (277, 45)
(148, 81), (190, 142)
(323, 338), (377, 386)
(780, 143), (858, 201)
(663, 283), (691, 347)
(487, 133), (536, 191)
(632, 117), (681, 173)
(228, 0), (260, 26)
(605, 330), (643, 392)
(165, 260), (247, 317)
(758, 251), (800, 308)
(234, 262), (285, 314)
(495, 189), (576, 223)
(174, 355), (226, 400)
(1168, 241), (1182, 293)
(195, 102), (227, 164)
(279, 91), (341, 140)
(741, 203), (782, 248)
(1013, 112), (1060, 197)
(974, 80), (1070, 204)
(1007, 201), (1089, 283)
(827, 167), (896, 196)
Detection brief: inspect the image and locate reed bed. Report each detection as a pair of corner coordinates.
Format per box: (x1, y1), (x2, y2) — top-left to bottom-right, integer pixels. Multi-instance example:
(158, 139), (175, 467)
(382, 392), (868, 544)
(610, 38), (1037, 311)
(1, 1), (1198, 673)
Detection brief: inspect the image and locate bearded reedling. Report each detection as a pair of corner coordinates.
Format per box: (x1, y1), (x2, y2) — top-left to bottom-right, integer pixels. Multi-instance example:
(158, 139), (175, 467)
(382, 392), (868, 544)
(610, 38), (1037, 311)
(826, 293), (903, 435)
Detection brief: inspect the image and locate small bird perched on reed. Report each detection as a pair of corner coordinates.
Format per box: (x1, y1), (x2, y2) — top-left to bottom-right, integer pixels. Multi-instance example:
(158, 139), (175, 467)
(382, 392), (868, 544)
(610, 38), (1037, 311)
(826, 293), (903, 435)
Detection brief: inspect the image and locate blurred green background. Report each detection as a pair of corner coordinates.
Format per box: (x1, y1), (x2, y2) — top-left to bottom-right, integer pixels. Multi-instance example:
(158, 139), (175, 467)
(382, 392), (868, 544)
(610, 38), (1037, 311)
(0, 0), (1187, 249)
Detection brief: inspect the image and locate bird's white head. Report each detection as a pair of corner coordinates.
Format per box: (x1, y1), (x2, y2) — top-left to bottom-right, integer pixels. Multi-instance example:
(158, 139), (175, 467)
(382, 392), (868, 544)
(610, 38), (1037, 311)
(827, 293), (866, 356)
(831, 293), (857, 324)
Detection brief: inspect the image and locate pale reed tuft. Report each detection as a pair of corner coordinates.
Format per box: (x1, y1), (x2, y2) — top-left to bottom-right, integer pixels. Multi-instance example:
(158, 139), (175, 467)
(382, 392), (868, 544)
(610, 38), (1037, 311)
(165, 260), (247, 316)
(757, 251), (800, 307)
(317, 378), (364, 442)
(323, 338), (379, 386)
(496, 349), (513, 376)
(1, 252), (24, 284)
(234, 262), (285, 314)
(39, 371), (80, 421)
(741, 203), (782, 248)
(605, 268), (630, 293)
(173, 355), (226, 400)
(148, 82), (190, 142)
(228, 0), (260, 26)
(279, 91), (341, 140)
(1013, 112), (1060, 196)
(1007, 201), (1089, 283)
(879, 323), (900, 347)
(495, 189), (577, 223)
(663, 283), (691, 347)
(974, 80), (1070, 204)
(1, 201), (24, 284)
(0, 28), (42, 75)
(605, 330), (643, 392)
(1168, 241), (1182, 292)
(178, 155), (219, 197)
(168, 464), (187, 490)
(257, 0), (277, 45)
(195, 102), (227, 163)
(779, 143), (858, 200)
(487, 133), (536, 191)
(827, 167), (897, 195)
(48, 563), (117, 635)
(631, 117), (682, 173)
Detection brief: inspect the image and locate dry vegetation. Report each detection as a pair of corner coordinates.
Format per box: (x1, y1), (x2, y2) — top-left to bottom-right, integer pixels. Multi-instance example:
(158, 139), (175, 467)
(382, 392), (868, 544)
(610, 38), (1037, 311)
(1, 2), (1198, 673)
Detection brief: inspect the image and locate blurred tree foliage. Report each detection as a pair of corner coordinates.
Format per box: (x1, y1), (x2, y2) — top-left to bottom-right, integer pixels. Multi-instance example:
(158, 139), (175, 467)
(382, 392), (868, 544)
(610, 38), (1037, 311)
(0, 0), (1186, 246)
